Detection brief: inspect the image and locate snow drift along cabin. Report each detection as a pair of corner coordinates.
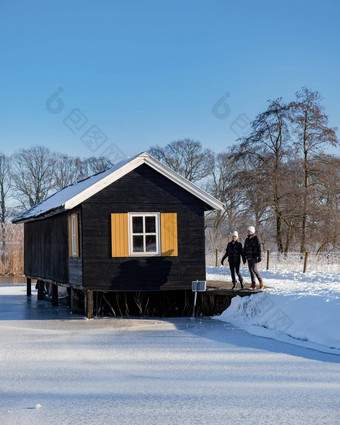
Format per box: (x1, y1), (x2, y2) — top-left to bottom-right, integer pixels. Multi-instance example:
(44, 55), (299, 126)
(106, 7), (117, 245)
(13, 152), (224, 317)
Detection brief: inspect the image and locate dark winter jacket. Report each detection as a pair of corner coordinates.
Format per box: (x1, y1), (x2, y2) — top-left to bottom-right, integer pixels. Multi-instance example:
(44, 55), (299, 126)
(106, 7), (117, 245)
(221, 241), (243, 264)
(243, 235), (262, 260)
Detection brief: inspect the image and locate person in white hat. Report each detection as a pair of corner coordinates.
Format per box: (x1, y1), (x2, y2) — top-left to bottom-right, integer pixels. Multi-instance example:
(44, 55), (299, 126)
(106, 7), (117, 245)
(221, 230), (244, 289)
(243, 226), (264, 289)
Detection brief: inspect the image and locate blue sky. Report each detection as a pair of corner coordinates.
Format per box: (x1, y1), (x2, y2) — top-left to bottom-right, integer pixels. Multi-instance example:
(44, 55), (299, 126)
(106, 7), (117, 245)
(1, 0), (339, 161)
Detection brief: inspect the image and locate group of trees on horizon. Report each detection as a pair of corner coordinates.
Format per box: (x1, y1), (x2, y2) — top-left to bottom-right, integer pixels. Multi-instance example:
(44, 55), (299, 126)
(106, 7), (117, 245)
(0, 87), (339, 274)
(0, 150), (112, 270)
(151, 88), (339, 255)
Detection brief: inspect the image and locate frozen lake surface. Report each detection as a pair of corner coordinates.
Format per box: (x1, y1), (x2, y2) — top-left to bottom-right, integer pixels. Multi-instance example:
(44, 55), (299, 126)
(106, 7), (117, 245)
(0, 285), (339, 425)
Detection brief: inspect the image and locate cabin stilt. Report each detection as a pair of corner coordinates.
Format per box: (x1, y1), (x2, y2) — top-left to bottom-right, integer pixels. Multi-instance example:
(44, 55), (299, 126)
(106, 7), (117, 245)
(70, 288), (79, 313)
(37, 280), (45, 300)
(52, 284), (58, 306)
(26, 278), (31, 296)
(85, 290), (94, 319)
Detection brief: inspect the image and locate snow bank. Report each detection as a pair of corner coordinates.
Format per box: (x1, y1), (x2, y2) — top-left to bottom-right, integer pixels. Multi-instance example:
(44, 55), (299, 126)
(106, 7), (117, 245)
(209, 266), (340, 354)
(213, 293), (340, 354)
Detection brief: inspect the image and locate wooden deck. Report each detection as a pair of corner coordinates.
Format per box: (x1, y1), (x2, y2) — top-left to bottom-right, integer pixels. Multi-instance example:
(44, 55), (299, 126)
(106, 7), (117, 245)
(195, 280), (266, 315)
(206, 280), (264, 296)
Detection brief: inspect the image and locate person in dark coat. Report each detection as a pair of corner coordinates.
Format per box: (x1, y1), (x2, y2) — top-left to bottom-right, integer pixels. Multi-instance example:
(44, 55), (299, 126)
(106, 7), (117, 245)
(243, 226), (264, 289)
(221, 231), (244, 289)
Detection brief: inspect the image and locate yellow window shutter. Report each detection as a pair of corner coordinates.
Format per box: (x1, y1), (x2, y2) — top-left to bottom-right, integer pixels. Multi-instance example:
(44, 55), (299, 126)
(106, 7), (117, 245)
(161, 213), (178, 256)
(111, 213), (129, 257)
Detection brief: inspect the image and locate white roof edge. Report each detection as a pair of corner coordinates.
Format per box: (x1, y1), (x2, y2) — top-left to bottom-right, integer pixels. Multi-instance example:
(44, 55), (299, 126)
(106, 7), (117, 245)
(64, 156), (145, 209)
(64, 152), (224, 211)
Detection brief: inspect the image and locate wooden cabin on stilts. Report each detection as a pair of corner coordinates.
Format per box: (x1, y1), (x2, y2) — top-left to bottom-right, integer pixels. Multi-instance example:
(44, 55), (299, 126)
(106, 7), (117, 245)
(13, 152), (225, 318)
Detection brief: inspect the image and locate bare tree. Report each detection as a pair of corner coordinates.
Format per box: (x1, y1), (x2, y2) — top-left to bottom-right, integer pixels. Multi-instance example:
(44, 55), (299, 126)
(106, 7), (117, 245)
(205, 151), (243, 233)
(235, 154), (271, 246)
(289, 88), (338, 252)
(149, 139), (213, 182)
(235, 99), (291, 252)
(11, 146), (55, 210)
(311, 154), (340, 252)
(0, 154), (11, 263)
(82, 156), (112, 176)
(0, 154), (11, 224)
(52, 154), (113, 191)
(52, 153), (82, 190)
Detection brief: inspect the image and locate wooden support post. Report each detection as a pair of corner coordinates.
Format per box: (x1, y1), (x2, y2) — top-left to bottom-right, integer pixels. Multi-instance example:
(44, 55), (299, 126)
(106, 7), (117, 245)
(266, 250), (270, 270)
(85, 290), (94, 319)
(215, 248), (219, 267)
(70, 288), (79, 313)
(52, 284), (58, 307)
(26, 278), (31, 296)
(303, 251), (309, 273)
(37, 280), (45, 300)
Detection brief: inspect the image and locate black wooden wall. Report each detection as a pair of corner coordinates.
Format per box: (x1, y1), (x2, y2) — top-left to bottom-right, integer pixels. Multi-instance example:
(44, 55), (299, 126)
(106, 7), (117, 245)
(24, 213), (69, 283)
(81, 164), (208, 291)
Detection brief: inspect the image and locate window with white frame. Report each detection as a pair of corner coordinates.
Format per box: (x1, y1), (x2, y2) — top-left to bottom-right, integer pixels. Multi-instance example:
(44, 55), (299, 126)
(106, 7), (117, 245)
(128, 213), (160, 256)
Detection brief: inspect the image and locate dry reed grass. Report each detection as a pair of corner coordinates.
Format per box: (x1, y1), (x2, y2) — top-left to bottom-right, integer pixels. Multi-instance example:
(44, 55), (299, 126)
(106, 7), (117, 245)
(0, 224), (24, 276)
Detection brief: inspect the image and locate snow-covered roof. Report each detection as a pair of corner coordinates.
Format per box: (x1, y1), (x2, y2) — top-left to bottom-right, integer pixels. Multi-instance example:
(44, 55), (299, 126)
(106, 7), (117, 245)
(12, 152), (224, 223)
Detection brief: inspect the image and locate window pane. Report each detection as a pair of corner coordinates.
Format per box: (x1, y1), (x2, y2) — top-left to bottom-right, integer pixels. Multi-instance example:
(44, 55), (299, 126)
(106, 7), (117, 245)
(145, 216), (156, 233)
(72, 235), (76, 256)
(133, 235), (144, 252)
(72, 215), (76, 236)
(146, 235), (156, 252)
(132, 216), (143, 233)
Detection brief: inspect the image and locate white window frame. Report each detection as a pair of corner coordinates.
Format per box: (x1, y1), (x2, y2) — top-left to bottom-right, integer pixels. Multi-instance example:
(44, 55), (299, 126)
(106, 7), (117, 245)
(71, 213), (77, 257)
(128, 212), (161, 256)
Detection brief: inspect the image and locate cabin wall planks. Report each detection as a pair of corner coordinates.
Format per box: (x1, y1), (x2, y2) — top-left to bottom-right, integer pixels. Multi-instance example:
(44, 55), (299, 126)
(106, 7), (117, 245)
(81, 164), (206, 291)
(24, 213), (69, 283)
(23, 164), (208, 293)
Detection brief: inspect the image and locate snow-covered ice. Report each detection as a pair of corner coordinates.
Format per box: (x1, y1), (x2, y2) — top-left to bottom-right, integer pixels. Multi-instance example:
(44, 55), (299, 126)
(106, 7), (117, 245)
(0, 284), (339, 425)
(208, 266), (340, 354)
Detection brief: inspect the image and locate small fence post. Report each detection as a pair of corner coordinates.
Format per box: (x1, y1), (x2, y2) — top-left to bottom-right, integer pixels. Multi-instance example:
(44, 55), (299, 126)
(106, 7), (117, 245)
(215, 248), (219, 267)
(303, 251), (309, 273)
(266, 250), (270, 270)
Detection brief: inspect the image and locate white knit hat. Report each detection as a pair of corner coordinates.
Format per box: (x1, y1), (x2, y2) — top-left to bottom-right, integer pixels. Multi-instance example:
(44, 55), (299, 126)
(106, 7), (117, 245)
(247, 226), (255, 234)
(232, 231), (238, 238)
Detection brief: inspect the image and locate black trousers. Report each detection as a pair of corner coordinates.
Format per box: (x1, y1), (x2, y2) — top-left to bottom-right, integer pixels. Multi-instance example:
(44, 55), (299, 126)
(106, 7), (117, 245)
(229, 258), (243, 283)
(247, 258), (262, 284)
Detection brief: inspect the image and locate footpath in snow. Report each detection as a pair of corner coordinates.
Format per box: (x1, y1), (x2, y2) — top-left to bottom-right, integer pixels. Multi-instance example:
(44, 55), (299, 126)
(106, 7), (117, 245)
(208, 265), (340, 354)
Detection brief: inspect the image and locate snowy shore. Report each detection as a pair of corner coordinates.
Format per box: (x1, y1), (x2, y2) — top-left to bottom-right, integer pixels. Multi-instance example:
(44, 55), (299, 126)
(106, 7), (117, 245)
(208, 266), (340, 354)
